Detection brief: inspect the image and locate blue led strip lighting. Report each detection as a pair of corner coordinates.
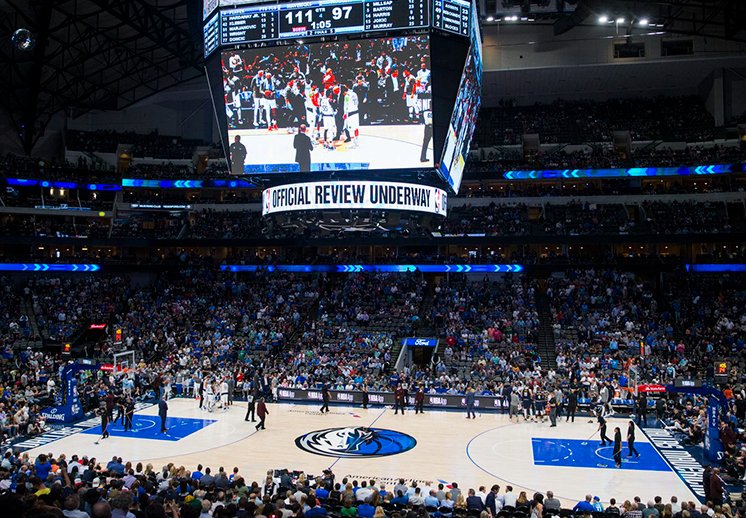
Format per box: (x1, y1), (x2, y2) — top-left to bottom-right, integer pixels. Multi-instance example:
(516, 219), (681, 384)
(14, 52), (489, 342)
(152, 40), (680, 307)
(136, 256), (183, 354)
(220, 264), (524, 273)
(503, 164), (742, 180)
(122, 179), (255, 189)
(0, 264), (101, 272)
(685, 264), (746, 273)
(5, 178), (121, 191)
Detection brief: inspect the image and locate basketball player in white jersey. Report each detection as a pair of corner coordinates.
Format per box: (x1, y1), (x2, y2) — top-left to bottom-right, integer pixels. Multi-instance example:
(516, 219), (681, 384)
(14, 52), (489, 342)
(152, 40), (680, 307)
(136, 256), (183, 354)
(319, 91), (337, 150)
(343, 86), (360, 148)
(220, 378), (229, 410)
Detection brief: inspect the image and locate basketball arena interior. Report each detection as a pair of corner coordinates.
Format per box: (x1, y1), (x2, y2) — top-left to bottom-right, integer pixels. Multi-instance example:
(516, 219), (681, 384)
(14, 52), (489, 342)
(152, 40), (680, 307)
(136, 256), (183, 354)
(1, 0), (746, 517)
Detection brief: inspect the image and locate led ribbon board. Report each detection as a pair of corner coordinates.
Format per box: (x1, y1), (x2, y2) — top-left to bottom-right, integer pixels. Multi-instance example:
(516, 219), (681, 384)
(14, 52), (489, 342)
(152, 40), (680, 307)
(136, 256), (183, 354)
(220, 264), (523, 273)
(262, 181), (448, 217)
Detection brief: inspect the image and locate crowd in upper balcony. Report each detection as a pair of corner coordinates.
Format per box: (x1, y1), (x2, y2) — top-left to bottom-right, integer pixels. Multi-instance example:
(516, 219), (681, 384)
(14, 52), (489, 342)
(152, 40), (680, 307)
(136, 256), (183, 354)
(475, 96), (721, 146)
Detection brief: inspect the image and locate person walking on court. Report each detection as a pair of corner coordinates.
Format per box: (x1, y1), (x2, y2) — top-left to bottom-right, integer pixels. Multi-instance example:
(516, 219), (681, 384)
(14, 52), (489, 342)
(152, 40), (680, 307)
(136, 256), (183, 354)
(414, 386), (425, 414)
(123, 396), (134, 432)
(158, 397), (168, 434)
(613, 427), (623, 468)
(245, 392), (256, 422)
(548, 392), (558, 427)
(627, 420), (640, 458)
(98, 401), (110, 441)
(293, 124), (314, 172)
(320, 384), (331, 414)
(598, 413), (611, 446)
(465, 387), (477, 419)
(637, 394), (649, 427)
(255, 397), (269, 430)
(361, 383), (369, 409)
(566, 389), (577, 422)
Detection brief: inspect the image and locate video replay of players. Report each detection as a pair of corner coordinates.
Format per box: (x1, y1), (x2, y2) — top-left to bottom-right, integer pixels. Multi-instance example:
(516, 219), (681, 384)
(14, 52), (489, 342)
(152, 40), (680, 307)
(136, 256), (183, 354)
(222, 36), (434, 174)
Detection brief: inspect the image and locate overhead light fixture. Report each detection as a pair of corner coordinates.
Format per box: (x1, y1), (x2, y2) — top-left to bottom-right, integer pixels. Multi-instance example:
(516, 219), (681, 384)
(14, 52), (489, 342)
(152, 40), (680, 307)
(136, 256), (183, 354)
(598, 15), (608, 23)
(639, 18), (649, 26)
(486, 16), (494, 22)
(616, 17), (625, 24)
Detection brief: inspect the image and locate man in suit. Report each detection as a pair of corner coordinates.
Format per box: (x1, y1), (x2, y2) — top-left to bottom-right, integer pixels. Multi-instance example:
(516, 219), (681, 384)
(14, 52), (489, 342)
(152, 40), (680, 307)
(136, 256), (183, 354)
(361, 383), (369, 410)
(293, 124), (313, 172)
(158, 397), (168, 434)
(485, 485), (502, 516)
(566, 388), (578, 422)
(466, 489), (484, 512)
(465, 387), (477, 419)
(255, 397), (269, 431)
(394, 385), (407, 415)
(414, 386), (425, 414)
(229, 135), (247, 175)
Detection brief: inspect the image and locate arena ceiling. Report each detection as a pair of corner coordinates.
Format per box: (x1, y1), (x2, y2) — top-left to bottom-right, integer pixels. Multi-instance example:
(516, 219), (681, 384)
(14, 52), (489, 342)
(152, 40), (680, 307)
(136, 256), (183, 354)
(1, 0), (744, 154)
(480, 0), (746, 41)
(0, 0), (202, 154)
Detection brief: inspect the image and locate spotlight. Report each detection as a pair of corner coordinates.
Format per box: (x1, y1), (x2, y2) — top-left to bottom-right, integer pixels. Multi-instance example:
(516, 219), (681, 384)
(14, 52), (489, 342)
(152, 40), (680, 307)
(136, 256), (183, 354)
(616, 17), (625, 24)
(598, 15), (608, 23)
(638, 18), (649, 26)
(486, 16), (494, 22)
(11, 28), (34, 51)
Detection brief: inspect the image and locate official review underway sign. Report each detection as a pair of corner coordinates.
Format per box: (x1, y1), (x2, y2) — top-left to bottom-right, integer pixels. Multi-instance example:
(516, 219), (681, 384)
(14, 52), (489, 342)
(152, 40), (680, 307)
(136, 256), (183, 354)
(263, 181), (448, 217)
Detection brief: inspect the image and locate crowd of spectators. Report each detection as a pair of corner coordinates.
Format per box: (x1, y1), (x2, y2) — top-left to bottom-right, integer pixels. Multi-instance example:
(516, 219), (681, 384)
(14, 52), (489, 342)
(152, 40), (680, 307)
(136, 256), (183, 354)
(4, 451), (742, 518)
(0, 267), (743, 456)
(3, 199), (735, 241)
(474, 96), (719, 146)
(111, 213), (187, 240)
(466, 144), (746, 174)
(66, 131), (214, 160)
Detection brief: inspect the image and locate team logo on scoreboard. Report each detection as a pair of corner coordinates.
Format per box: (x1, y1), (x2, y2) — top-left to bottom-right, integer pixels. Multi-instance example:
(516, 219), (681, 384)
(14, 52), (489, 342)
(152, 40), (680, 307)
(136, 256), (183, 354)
(295, 427), (416, 458)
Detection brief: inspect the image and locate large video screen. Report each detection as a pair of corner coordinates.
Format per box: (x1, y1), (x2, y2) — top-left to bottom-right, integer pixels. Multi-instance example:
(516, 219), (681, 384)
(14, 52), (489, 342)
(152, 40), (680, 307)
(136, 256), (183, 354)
(438, 4), (480, 193)
(221, 36), (434, 175)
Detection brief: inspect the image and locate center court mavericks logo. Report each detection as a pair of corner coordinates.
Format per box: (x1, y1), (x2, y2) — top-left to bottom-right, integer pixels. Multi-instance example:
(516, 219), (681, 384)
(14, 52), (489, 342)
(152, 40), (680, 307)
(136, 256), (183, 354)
(295, 427), (416, 458)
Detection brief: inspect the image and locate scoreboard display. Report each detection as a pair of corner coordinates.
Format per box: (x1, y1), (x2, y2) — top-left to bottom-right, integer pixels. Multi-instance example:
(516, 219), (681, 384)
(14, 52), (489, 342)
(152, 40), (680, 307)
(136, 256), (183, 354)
(432, 0), (471, 36)
(220, 0), (430, 48)
(203, 11), (221, 58)
(204, 0), (481, 198)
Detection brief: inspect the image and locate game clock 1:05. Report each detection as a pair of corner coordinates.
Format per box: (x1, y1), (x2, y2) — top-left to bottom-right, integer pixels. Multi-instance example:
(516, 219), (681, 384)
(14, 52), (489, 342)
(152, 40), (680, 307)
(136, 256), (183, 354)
(284, 6), (356, 30)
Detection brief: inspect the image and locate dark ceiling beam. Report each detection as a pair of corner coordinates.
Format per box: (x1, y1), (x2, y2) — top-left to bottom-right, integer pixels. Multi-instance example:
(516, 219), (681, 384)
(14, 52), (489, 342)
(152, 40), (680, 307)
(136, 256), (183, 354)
(85, 0), (200, 69)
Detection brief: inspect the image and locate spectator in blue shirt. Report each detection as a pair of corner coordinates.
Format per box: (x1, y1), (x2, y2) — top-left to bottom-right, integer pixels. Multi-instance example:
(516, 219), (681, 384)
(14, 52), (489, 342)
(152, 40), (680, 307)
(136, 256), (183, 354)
(358, 502), (375, 518)
(424, 490), (440, 508)
(191, 464), (204, 481)
(306, 499), (329, 518)
(391, 490), (409, 506)
(34, 454), (52, 481)
(106, 456), (125, 475)
(573, 495), (595, 513)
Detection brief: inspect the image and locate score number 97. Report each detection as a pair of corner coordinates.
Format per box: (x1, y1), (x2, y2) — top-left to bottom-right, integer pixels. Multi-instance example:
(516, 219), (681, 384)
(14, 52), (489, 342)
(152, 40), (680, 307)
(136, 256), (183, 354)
(285, 6), (353, 25)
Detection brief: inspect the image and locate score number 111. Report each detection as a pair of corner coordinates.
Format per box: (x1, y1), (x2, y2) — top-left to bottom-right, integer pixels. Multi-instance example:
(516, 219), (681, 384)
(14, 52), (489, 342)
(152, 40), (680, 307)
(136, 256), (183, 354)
(285, 6), (354, 24)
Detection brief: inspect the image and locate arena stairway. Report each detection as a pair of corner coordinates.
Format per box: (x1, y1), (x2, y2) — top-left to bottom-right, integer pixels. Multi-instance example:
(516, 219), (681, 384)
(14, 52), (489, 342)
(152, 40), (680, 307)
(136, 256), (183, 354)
(534, 286), (558, 370)
(18, 296), (43, 349)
